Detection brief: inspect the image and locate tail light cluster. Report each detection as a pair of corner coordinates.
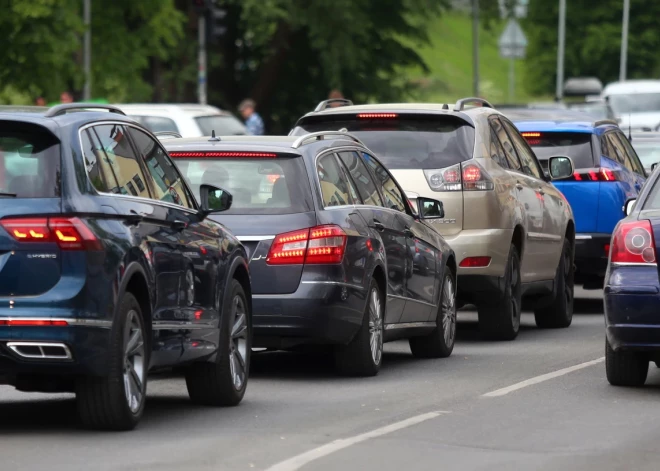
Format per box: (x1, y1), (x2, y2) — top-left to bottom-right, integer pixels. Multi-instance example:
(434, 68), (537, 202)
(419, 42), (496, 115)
(0, 217), (102, 251)
(267, 225), (347, 265)
(610, 220), (657, 264)
(571, 168), (619, 181)
(423, 161), (494, 192)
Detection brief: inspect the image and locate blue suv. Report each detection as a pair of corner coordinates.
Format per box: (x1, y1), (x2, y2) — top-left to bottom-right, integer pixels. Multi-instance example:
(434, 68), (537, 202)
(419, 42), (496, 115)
(513, 115), (647, 288)
(0, 104), (252, 430)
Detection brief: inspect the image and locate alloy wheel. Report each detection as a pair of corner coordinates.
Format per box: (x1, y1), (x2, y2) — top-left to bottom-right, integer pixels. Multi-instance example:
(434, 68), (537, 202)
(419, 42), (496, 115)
(441, 276), (457, 346)
(229, 295), (248, 391)
(368, 288), (383, 366)
(123, 310), (145, 414)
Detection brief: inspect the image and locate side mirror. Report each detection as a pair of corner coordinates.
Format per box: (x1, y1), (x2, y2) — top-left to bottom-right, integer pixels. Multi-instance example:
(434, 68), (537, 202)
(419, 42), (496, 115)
(416, 197), (445, 219)
(548, 155), (575, 180)
(199, 183), (232, 216)
(624, 198), (637, 216)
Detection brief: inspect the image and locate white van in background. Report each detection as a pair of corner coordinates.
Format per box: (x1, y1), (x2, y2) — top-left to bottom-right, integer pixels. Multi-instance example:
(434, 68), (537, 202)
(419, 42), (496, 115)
(602, 80), (660, 131)
(116, 104), (248, 137)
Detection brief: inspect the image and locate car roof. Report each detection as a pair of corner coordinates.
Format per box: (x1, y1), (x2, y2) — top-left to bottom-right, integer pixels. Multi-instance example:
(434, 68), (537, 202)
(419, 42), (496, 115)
(603, 80), (660, 95)
(0, 106), (139, 133)
(506, 108), (621, 133)
(115, 103), (234, 118)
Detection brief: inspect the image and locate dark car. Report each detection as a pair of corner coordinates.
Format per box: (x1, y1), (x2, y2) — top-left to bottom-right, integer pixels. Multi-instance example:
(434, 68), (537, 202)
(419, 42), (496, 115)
(0, 104), (252, 430)
(604, 174), (660, 387)
(165, 132), (457, 377)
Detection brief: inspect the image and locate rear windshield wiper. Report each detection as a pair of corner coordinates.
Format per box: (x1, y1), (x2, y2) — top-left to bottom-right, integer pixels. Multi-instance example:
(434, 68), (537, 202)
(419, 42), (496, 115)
(0, 192), (17, 198)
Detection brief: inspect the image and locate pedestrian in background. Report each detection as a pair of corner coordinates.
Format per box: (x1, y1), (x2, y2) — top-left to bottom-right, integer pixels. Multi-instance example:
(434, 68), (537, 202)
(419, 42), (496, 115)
(34, 97), (46, 107)
(238, 99), (264, 135)
(328, 89), (345, 107)
(60, 91), (74, 104)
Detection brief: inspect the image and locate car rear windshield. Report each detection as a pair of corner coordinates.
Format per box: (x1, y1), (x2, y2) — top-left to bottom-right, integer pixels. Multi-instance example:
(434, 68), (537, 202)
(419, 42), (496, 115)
(523, 132), (594, 169)
(294, 116), (474, 170)
(0, 122), (60, 198)
(195, 115), (248, 136)
(174, 157), (313, 215)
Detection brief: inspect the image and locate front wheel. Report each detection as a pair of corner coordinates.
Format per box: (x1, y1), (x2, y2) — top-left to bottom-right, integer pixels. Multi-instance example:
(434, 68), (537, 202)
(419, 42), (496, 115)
(534, 237), (574, 328)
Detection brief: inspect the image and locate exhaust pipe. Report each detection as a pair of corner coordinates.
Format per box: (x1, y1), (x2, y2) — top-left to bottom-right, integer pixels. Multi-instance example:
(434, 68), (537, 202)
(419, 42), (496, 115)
(7, 342), (73, 361)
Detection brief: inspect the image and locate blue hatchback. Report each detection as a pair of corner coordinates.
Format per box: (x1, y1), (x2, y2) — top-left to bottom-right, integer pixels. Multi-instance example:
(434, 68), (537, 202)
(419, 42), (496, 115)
(513, 117), (647, 288)
(0, 104), (252, 430)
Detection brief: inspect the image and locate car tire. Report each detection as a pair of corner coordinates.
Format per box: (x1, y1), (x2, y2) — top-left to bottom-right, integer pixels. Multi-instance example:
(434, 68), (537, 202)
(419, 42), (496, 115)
(76, 292), (148, 431)
(409, 269), (456, 358)
(606, 338), (648, 387)
(534, 237), (574, 329)
(478, 244), (521, 341)
(335, 279), (383, 377)
(186, 279), (251, 406)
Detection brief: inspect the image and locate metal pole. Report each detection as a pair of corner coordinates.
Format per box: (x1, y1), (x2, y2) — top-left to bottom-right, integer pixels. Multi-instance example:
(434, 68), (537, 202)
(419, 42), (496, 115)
(472, 0), (479, 97)
(198, 15), (207, 105)
(509, 57), (515, 102)
(83, 0), (91, 101)
(556, 0), (566, 101)
(620, 0), (630, 81)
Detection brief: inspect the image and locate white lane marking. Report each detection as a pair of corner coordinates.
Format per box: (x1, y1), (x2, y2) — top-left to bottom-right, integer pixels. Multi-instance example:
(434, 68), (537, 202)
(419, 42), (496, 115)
(482, 357), (605, 398)
(264, 411), (449, 471)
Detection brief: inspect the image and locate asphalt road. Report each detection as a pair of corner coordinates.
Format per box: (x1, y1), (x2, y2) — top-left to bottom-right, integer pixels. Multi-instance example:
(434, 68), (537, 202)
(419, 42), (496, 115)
(1, 288), (658, 471)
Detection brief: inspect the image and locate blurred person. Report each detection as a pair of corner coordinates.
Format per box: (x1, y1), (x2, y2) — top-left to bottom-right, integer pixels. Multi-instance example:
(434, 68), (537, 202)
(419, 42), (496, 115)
(34, 96), (46, 107)
(328, 89), (344, 107)
(238, 99), (264, 136)
(60, 91), (74, 104)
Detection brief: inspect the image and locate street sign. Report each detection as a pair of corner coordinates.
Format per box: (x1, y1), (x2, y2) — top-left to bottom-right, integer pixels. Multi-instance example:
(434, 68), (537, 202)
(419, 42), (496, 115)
(498, 18), (528, 59)
(499, 0), (529, 19)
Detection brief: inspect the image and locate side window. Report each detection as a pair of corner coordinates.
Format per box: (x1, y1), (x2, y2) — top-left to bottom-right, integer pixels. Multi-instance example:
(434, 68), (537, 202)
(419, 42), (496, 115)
(361, 152), (407, 212)
(606, 132), (628, 167)
(490, 117), (521, 171)
(90, 124), (150, 198)
(337, 151), (383, 207)
(599, 134), (615, 160)
(502, 119), (544, 179)
(489, 126), (509, 168)
(128, 127), (194, 209)
(316, 153), (355, 207)
(81, 129), (118, 193)
(615, 132), (646, 175)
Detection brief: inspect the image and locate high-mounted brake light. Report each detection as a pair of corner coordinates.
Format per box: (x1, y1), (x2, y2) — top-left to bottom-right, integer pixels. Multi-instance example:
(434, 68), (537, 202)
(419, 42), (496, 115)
(610, 220), (657, 265)
(357, 113), (398, 119)
(521, 132), (541, 138)
(169, 151), (277, 158)
(0, 217), (102, 251)
(266, 225), (347, 265)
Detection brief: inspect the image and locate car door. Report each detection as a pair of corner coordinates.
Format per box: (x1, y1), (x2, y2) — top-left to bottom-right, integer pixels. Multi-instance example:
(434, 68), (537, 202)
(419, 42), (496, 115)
(337, 150), (406, 325)
(84, 124), (184, 366)
(362, 152), (438, 323)
(491, 116), (545, 282)
(503, 119), (564, 280)
(127, 126), (222, 363)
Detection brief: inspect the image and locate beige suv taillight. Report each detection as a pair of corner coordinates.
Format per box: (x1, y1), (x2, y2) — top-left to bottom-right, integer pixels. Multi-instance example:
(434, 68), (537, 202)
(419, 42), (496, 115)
(423, 161), (494, 192)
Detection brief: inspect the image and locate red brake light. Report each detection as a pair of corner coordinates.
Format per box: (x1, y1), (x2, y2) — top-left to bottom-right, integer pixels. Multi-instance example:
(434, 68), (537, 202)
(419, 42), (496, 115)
(443, 169), (460, 183)
(459, 256), (492, 268)
(462, 165), (481, 182)
(357, 113), (398, 119)
(266, 225), (347, 265)
(0, 217), (101, 251)
(571, 168), (619, 181)
(610, 220), (656, 264)
(169, 151), (277, 158)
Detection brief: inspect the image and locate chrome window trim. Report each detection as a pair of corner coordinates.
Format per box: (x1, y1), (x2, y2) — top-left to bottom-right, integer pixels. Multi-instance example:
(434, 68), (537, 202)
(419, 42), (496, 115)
(384, 321), (436, 330)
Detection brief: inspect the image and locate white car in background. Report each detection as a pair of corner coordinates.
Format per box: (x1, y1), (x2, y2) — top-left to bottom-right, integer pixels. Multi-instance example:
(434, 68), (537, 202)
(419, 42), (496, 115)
(603, 80), (660, 131)
(116, 104), (248, 137)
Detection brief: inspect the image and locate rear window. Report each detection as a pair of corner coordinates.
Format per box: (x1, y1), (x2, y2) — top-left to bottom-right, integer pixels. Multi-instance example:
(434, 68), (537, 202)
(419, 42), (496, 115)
(294, 116), (474, 170)
(194, 115), (248, 136)
(0, 122), (60, 198)
(174, 157), (313, 215)
(129, 115), (179, 134)
(522, 132), (594, 169)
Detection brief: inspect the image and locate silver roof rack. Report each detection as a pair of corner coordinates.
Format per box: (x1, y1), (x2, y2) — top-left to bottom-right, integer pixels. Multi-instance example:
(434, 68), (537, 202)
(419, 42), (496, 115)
(593, 119), (619, 127)
(454, 97), (494, 111)
(291, 131), (365, 149)
(314, 99), (354, 112)
(44, 103), (126, 118)
(154, 131), (183, 139)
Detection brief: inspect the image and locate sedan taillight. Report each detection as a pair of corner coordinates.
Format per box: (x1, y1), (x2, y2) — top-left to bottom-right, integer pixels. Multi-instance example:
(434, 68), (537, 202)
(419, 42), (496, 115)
(610, 220), (656, 265)
(266, 225), (347, 265)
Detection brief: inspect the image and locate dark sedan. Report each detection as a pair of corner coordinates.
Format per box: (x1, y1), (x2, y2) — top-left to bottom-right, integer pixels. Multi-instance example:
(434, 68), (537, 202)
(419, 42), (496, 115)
(166, 132), (457, 376)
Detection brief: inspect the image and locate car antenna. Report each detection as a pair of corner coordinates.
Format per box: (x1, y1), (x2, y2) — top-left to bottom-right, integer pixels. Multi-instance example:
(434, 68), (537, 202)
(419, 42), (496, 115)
(209, 130), (220, 142)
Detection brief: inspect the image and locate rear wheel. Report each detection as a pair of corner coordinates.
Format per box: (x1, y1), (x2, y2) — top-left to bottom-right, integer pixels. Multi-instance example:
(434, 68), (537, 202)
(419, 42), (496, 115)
(410, 269), (456, 358)
(534, 237), (574, 328)
(606, 339), (648, 387)
(76, 292), (148, 430)
(478, 244), (521, 341)
(186, 279), (251, 406)
(335, 280), (383, 377)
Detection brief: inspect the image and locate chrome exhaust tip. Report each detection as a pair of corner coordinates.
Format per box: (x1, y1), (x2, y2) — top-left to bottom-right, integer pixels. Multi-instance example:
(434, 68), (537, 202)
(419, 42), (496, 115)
(7, 342), (73, 361)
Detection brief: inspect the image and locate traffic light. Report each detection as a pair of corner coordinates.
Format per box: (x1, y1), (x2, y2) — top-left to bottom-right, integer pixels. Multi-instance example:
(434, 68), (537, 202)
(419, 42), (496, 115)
(205, 1), (227, 44)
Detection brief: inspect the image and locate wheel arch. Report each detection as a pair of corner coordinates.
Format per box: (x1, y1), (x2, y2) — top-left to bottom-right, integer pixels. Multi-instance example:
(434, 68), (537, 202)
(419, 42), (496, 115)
(512, 224), (524, 259)
(118, 262), (152, 344)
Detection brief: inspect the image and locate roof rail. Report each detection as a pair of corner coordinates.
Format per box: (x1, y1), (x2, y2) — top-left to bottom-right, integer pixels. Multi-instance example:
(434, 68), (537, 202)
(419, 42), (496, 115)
(44, 103), (126, 118)
(593, 119), (619, 127)
(154, 131), (183, 139)
(291, 131), (364, 149)
(454, 97), (494, 111)
(314, 99), (354, 112)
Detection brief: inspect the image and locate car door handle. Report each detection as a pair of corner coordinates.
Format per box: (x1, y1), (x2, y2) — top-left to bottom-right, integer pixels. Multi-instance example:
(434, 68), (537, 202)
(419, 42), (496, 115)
(373, 220), (385, 232)
(515, 182), (524, 190)
(537, 188), (545, 195)
(126, 210), (145, 225)
(172, 220), (188, 231)
(404, 227), (413, 237)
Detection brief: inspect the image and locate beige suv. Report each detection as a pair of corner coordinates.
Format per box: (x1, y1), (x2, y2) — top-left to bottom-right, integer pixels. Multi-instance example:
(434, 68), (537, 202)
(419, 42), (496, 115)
(291, 98), (576, 340)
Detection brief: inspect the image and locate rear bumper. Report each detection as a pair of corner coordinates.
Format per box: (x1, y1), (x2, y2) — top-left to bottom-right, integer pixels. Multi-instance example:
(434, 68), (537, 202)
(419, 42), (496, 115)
(574, 233), (610, 278)
(443, 228), (513, 277)
(252, 281), (366, 348)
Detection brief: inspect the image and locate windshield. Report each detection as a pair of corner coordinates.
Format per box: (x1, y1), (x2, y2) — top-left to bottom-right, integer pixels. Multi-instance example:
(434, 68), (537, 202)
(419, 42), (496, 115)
(174, 157), (313, 215)
(0, 122), (60, 198)
(608, 93), (660, 114)
(523, 132), (594, 169)
(195, 115), (248, 136)
(294, 117), (474, 170)
(632, 141), (660, 168)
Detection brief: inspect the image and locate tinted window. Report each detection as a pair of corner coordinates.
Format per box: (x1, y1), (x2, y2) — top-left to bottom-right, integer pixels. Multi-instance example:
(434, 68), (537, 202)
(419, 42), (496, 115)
(294, 116), (474, 170)
(503, 120), (543, 179)
(524, 132), (594, 169)
(362, 152), (407, 212)
(0, 123), (60, 198)
(128, 128), (193, 209)
(81, 129), (115, 193)
(175, 157), (313, 214)
(130, 116), (179, 134)
(316, 153), (356, 207)
(195, 115), (248, 136)
(490, 117), (521, 170)
(489, 126), (508, 168)
(613, 132), (645, 175)
(91, 125), (150, 198)
(337, 151), (383, 207)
